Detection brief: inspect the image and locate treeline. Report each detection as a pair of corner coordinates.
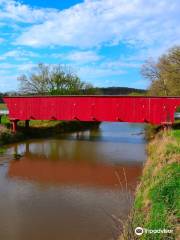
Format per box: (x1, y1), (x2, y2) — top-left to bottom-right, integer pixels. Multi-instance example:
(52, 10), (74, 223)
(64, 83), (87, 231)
(0, 86), (146, 97)
(89, 87), (146, 95)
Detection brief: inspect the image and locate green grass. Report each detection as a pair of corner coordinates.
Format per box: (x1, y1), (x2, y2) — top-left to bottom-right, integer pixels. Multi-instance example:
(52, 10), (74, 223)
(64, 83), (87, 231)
(121, 130), (180, 240)
(1, 116), (60, 128)
(0, 104), (9, 126)
(166, 143), (180, 155)
(0, 115), (10, 125)
(132, 163), (180, 240)
(0, 104), (7, 110)
(18, 120), (60, 128)
(148, 163), (180, 226)
(0, 146), (6, 154)
(171, 129), (180, 140)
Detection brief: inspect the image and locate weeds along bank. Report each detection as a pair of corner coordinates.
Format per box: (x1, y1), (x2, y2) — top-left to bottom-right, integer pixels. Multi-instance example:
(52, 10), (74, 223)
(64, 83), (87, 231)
(119, 128), (180, 240)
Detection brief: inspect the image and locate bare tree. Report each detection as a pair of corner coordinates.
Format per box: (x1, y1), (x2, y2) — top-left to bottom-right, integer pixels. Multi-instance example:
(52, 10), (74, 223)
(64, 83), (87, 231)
(18, 63), (95, 95)
(141, 46), (180, 96)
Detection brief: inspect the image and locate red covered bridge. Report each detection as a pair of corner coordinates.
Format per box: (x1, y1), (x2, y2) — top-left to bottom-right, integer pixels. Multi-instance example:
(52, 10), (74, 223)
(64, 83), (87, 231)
(3, 96), (180, 131)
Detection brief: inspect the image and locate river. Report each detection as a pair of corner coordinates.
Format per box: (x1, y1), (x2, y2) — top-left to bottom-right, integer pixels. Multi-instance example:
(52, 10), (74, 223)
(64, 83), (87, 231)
(0, 122), (146, 240)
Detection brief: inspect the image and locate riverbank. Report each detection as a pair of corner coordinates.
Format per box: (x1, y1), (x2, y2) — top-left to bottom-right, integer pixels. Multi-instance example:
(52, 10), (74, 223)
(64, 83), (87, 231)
(0, 119), (100, 146)
(119, 127), (180, 240)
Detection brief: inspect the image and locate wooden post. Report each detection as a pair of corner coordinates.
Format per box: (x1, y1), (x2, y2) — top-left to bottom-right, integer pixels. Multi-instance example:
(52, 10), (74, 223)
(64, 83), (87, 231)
(11, 120), (18, 133)
(25, 120), (30, 129)
(26, 142), (30, 154)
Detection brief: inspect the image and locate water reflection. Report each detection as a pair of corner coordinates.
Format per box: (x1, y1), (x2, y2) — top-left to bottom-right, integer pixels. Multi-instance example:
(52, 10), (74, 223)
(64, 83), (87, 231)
(0, 123), (146, 240)
(6, 123), (146, 164)
(8, 156), (142, 189)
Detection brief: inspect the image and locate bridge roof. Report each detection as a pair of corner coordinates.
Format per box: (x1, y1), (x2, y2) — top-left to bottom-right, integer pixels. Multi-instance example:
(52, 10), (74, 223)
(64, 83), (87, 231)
(3, 95), (180, 98)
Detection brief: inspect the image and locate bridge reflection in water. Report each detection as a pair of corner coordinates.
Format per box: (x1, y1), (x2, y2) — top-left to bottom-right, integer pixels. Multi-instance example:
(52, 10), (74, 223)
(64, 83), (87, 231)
(7, 124), (144, 190)
(0, 123), (146, 240)
(8, 154), (142, 190)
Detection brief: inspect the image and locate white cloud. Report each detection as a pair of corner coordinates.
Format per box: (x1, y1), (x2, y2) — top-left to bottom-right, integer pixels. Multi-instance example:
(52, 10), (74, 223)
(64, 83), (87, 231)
(53, 50), (102, 64)
(0, 0), (57, 23)
(13, 0), (180, 50)
(0, 49), (38, 61)
(102, 60), (141, 69)
(78, 65), (125, 81)
(0, 62), (36, 91)
(0, 62), (16, 69)
(0, 62), (36, 74)
(0, 74), (18, 91)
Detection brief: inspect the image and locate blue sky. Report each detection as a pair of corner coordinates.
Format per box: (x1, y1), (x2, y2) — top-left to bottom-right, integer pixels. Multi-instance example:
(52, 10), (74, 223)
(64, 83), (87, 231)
(0, 0), (180, 92)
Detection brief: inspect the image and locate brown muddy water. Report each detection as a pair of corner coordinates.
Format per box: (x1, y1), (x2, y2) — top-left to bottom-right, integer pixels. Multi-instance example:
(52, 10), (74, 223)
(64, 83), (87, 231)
(0, 122), (146, 240)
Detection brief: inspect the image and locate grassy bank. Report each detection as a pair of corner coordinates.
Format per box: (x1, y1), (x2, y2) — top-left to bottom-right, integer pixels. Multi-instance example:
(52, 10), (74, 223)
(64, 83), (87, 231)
(0, 125), (25, 145)
(119, 128), (180, 240)
(0, 117), (100, 145)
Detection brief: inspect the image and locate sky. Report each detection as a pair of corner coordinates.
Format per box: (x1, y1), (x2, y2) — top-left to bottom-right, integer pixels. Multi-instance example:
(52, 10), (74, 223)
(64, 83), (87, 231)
(0, 0), (179, 92)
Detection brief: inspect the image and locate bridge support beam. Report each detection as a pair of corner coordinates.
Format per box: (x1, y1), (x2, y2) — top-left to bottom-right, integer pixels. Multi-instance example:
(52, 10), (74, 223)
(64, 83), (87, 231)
(11, 120), (18, 133)
(25, 120), (30, 129)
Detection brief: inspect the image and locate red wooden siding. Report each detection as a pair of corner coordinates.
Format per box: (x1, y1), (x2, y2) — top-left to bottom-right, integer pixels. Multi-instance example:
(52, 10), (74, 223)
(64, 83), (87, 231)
(3, 96), (180, 125)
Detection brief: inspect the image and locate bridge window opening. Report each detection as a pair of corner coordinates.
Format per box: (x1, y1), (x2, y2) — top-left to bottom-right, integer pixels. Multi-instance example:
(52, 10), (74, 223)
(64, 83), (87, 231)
(174, 106), (180, 121)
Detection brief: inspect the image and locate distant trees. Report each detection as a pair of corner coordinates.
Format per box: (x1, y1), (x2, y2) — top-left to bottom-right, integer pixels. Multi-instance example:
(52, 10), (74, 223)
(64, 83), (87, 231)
(141, 46), (180, 96)
(18, 63), (95, 95)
